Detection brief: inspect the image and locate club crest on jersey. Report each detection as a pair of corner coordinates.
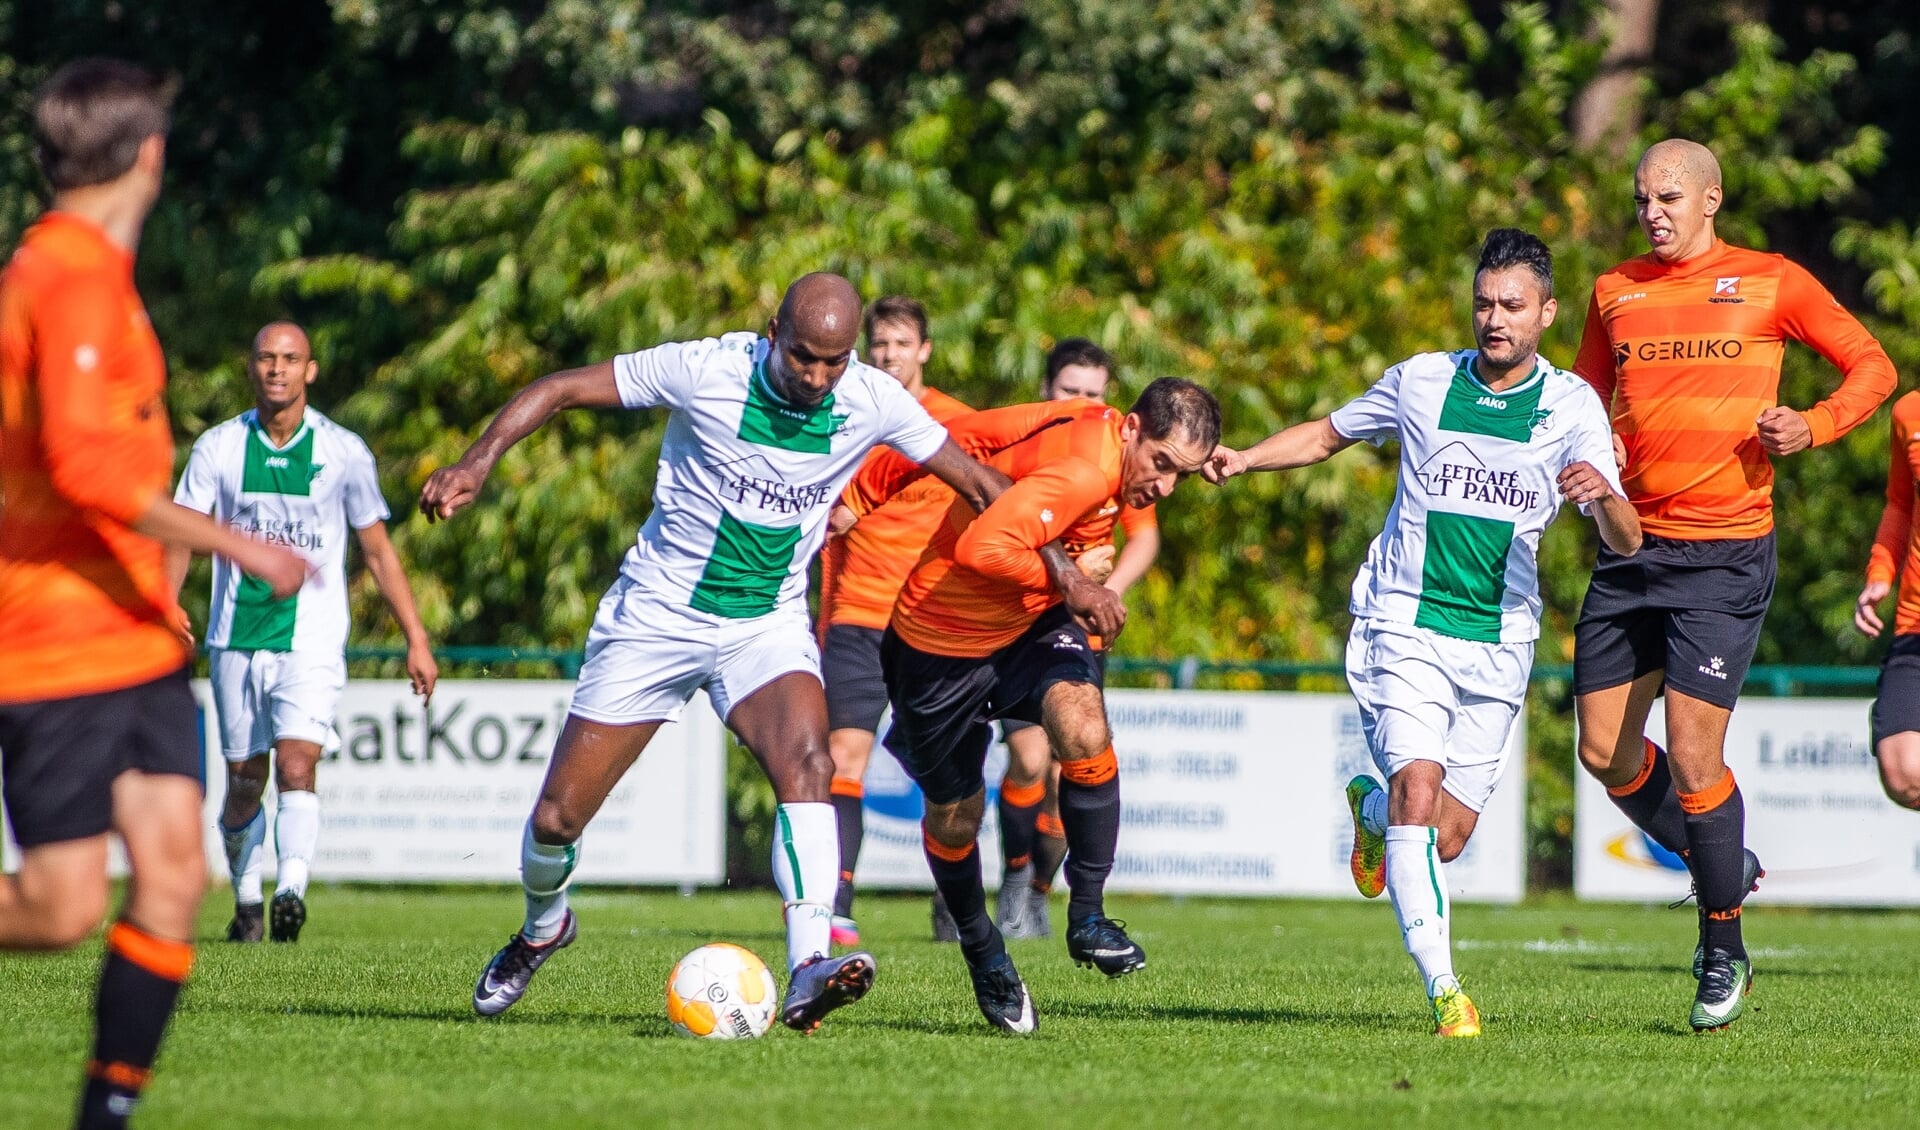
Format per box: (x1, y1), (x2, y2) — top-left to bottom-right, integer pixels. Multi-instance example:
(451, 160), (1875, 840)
(1711, 276), (1744, 304)
(1529, 408), (1554, 434)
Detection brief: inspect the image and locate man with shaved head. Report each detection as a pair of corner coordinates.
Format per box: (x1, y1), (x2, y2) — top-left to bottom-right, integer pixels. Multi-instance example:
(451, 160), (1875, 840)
(1571, 138), (1896, 1030)
(170, 319), (438, 944)
(420, 273), (1119, 1031)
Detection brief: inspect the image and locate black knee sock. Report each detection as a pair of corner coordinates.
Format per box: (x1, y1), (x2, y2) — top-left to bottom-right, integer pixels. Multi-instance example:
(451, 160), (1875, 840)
(1681, 773), (1748, 961)
(923, 831), (1003, 963)
(77, 922), (191, 1130)
(997, 781), (1043, 877)
(1605, 739), (1688, 855)
(1059, 749), (1120, 924)
(1031, 813), (1068, 893)
(830, 780), (864, 918)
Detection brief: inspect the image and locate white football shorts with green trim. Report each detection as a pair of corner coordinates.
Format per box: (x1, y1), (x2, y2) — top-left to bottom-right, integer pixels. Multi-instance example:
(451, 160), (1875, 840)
(568, 574), (821, 727)
(209, 647), (346, 761)
(1342, 618), (1528, 813)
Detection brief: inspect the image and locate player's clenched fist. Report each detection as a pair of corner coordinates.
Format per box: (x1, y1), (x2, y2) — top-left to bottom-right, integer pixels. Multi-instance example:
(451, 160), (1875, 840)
(1756, 406), (1813, 456)
(419, 463), (487, 522)
(1203, 444), (1247, 484)
(1556, 461), (1615, 507)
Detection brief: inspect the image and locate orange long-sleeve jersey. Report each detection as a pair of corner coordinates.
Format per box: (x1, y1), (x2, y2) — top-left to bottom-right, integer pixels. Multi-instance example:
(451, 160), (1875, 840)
(1867, 391), (1920, 636)
(865, 400), (1128, 658)
(0, 212), (187, 703)
(1574, 240), (1896, 540)
(818, 387), (971, 632)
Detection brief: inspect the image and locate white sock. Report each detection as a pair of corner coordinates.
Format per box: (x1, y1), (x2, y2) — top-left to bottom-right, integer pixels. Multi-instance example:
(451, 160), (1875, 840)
(1385, 824), (1457, 996)
(1361, 788), (1388, 837)
(273, 790), (320, 899)
(521, 821), (579, 943)
(222, 806), (266, 906)
(773, 803), (839, 970)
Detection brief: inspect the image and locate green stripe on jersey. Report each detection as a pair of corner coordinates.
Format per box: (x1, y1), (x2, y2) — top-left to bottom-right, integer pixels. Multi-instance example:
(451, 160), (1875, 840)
(1435, 363), (1546, 443)
(1414, 510), (1512, 643)
(690, 512), (806, 619)
(229, 573), (298, 651)
(242, 426), (317, 496)
(737, 361), (848, 453)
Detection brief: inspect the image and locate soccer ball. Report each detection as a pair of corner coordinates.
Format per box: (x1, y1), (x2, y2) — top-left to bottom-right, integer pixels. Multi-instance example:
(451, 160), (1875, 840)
(665, 943), (778, 1039)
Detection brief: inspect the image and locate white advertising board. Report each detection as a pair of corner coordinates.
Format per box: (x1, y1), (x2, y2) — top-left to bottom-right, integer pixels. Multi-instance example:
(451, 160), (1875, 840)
(1575, 697), (1920, 905)
(5, 679), (726, 885)
(854, 689), (1527, 902)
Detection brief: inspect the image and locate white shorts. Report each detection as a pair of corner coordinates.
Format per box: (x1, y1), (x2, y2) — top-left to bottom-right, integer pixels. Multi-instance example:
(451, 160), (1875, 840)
(568, 575), (822, 725)
(1343, 619), (1530, 813)
(208, 647), (346, 762)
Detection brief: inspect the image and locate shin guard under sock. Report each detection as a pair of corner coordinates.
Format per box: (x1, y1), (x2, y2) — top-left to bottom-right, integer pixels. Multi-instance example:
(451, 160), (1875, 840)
(1058, 747), (1120, 923)
(997, 778), (1044, 876)
(829, 778), (864, 918)
(77, 922), (192, 1130)
(923, 830), (1002, 963)
(1605, 738), (1688, 855)
(1681, 771), (1748, 960)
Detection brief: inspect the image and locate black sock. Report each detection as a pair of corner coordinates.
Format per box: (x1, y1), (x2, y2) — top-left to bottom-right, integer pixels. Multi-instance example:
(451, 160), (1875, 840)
(830, 782), (864, 918)
(1681, 774), (1748, 961)
(1032, 816), (1068, 893)
(997, 785), (1042, 878)
(1059, 751), (1120, 924)
(922, 832), (1002, 964)
(1605, 739), (1688, 854)
(77, 923), (191, 1130)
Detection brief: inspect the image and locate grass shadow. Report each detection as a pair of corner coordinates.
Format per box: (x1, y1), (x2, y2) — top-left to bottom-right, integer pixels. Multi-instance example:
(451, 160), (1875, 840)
(1038, 998), (1409, 1031)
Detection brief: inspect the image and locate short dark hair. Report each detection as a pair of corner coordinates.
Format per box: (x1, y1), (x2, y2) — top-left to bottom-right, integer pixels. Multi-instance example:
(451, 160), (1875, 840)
(1129, 377), (1221, 452)
(1475, 228), (1553, 298)
(865, 295), (929, 343)
(34, 58), (176, 191)
(1044, 337), (1112, 387)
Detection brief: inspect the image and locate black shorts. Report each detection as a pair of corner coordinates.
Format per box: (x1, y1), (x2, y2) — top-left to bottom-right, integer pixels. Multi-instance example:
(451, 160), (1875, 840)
(1572, 532), (1775, 711)
(0, 668), (201, 848)
(822, 623), (889, 733)
(1872, 634), (1920, 747)
(881, 605), (1104, 805)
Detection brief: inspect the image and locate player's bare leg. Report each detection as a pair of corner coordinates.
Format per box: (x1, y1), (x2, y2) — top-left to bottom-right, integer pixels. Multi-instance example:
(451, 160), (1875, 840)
(1042, 680), (1143, 977)
(826, 725), (874, 946)
(996, 725), (1050, 937)
(0, 837), (111, 949)
(729, 673), (877, 1032)
(1876, 732), (1920, 810)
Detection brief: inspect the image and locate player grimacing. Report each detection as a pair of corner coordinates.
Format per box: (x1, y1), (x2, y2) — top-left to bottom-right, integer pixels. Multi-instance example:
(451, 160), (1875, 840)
(1209, 229), (1640, 1037)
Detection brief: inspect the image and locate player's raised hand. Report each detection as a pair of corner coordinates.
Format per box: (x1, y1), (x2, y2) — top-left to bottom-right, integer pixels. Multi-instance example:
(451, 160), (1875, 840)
(407, 638), (440, 703)
(1064, 574), (1127, 641)
(1203, 445), (1247, 484)
(1757, 406), (1813, 455)
(420, 463), (486, 522)
(1855, 579), (1892, 637)
(1557, 461), (1615, 506)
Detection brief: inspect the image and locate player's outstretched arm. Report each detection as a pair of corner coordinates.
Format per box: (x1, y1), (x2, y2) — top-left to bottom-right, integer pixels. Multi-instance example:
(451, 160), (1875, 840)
(1558, 461), (1642, 557)
(1205, 418), (1355, 482)
(918, 438), (1014, 514)
(355, 520), (440, 702)
(419, 361), (623, 522)
(132, 497), (308, 598)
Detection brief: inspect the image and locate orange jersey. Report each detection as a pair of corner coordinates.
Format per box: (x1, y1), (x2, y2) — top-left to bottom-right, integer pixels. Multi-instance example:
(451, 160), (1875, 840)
(1574, 240), (1895, 540)
(1868, 392), (1920, 636)
(1119, 499), (1156, 538)
(888, 401), (1128, 658)
(818, 387), (971, 630)
(0, 212), (186, 703)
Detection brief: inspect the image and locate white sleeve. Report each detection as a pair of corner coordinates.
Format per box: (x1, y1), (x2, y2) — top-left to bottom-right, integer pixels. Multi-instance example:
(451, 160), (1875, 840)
(1563, 388), (1627, 516)
(612, 339), (708, 411)
(872, 373), (950, 464)
(173, 434), (220, 513)
(1328, 363), (1404, 446)
(342, 438), (392, 529)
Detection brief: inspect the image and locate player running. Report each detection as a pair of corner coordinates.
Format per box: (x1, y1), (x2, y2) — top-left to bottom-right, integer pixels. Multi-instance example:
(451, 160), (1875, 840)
(847, 379), (1219, 1032)
(0, 60), (305, 1130)
(421, 274), (1050, 1033)
(817, 296), (971, 949)
(1854, 389), (1920, 810)
(168, 321), (438, 944)
(1208, 229), (1641, 1037)
(1570, 140), (1895, 1030)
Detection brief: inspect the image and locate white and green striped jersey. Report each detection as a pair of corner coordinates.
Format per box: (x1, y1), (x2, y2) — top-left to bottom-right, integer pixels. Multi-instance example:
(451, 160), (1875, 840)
(1329, 350), (1623, 644)
(614, 333), (948, 618)
(175, 408), (389, 653)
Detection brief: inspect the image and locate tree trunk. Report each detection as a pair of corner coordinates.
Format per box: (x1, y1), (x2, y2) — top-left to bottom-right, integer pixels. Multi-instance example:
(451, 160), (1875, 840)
(1571, 0), (1662, 154)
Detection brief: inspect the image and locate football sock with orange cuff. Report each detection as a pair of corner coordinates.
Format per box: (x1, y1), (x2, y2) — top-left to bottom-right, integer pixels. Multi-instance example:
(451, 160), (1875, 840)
(1605, 739), (1688, 855)
(997, 778), (1045, 879)
(1680, 771), (1748, 960)
(1031, 812), (1067, 893)
(1059, 747), (1120, 923)
(77, 922), (192, 1130)
(829, 777), (864, 918)
(922, 830), (1002, 963)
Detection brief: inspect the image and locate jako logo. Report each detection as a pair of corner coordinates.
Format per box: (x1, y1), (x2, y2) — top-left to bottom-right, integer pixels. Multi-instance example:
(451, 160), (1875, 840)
(1476, 395), (1507, 410)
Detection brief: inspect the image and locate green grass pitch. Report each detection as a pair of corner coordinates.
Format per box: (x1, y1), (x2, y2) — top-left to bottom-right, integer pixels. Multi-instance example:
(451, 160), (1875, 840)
(5, 888), (1920, 1128)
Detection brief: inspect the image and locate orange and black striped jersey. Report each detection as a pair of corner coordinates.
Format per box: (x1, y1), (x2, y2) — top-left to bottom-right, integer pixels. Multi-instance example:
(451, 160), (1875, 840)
(875, 400), (1128, 658)
(0, 212), (187, 703)
(1574, 240), (1896, 540)
(1868, 391), (1920, 636)
(818, 387), (971, 631)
